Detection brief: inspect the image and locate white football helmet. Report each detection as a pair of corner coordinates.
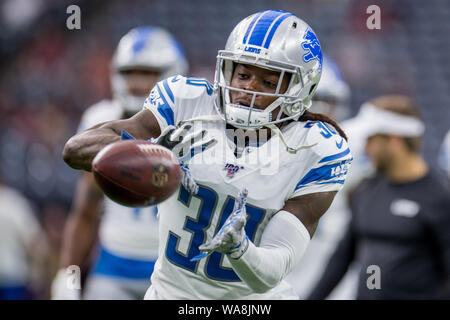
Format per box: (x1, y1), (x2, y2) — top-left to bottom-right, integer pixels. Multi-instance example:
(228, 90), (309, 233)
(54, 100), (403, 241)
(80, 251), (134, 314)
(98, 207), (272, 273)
(214, 10), (323, 129)
(111, 26), (188, 114)
(312, 54), (351, 121)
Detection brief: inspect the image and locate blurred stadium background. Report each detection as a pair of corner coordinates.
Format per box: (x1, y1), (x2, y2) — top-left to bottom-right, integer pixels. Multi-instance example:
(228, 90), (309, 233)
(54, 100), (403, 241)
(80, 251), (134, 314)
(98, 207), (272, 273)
(0, 0), (449, 299)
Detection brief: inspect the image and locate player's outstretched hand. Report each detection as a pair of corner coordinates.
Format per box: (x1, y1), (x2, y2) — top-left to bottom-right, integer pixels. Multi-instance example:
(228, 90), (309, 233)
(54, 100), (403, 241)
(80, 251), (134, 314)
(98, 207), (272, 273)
(156, 122), (217, 163)
(192, 188), (249, 261)
(122, 123), (216, 194)
(155, 123), (217, 194)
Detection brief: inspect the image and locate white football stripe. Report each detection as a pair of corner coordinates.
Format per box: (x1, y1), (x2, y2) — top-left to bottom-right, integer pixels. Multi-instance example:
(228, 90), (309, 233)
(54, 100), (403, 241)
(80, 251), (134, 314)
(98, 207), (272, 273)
(137, 144), (175, 160)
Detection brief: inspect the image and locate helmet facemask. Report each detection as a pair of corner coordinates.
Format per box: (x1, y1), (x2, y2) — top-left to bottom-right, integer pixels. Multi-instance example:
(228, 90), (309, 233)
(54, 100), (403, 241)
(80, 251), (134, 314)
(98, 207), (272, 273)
(214, 50), (320, 130)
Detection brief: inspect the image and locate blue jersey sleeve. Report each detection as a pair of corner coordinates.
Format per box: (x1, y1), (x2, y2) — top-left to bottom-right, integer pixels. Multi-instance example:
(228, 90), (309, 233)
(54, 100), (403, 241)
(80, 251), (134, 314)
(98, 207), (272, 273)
(143, 75), (214, 131)
(143, 76), (179, 130)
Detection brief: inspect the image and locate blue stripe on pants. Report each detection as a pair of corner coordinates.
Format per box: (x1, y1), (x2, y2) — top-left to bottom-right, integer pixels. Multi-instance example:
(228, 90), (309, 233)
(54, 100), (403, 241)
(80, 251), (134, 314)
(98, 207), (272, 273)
(92, 247), (156, 280)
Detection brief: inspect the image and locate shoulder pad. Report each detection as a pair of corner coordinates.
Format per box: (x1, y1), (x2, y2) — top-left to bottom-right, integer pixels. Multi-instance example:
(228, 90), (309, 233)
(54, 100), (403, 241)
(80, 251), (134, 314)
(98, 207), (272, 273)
(303, 120), (351, 163)
(154, 75), (214, 103)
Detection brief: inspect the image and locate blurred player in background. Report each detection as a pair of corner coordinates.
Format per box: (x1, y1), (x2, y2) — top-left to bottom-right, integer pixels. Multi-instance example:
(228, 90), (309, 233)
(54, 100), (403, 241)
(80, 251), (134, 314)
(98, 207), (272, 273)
(306, 54), (351, 122)
(285, 55), (362, 299)
(51, 26), (188, 300)
(62, 10), (354, 300)
(0, 174), (50, 299)
(308, 95), (450, 299)
(438, 130), (450, 178)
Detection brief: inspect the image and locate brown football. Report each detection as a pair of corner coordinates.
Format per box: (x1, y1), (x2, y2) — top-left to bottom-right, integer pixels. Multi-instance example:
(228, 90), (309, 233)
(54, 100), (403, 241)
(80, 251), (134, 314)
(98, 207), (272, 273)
(92, 140), (182, 207)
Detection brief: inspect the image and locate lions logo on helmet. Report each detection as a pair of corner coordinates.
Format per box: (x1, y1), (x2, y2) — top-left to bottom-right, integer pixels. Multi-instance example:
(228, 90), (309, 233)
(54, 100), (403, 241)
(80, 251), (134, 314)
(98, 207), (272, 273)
(301, 28), (323, 68)
(214, 10), (323, 129)
(111, 26), (188, 114)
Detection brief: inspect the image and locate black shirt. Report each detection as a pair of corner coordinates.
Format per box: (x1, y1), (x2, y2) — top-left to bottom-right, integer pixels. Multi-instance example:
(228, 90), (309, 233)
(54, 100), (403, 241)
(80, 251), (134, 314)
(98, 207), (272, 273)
(308, 171), (450, 300)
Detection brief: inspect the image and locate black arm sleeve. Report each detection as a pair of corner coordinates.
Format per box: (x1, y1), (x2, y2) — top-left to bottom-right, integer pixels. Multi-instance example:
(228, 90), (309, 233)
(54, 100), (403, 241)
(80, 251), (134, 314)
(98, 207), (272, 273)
(307, 220), (356, 300)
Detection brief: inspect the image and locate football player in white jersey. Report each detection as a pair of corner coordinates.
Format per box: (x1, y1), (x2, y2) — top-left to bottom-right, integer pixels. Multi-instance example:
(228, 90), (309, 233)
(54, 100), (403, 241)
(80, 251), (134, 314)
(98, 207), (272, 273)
(307, 54), (351, 122)
(62, 10), (353, 299)
(0, 176), (49, 299)
(51, 26), (188, 300)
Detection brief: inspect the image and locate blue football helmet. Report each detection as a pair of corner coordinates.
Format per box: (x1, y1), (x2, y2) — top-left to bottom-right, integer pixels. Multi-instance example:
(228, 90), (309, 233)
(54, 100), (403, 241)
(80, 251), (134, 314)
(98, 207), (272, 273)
(214, 10), (323, 129)
(111, 26), (188, 113)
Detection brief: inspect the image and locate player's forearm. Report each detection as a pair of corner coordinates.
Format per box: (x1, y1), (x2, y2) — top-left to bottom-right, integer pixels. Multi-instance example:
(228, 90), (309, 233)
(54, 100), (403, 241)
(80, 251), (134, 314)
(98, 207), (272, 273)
(59, 212), (99, 269)
(228, 243), (294, 293)
(228, 211), (311, 293)
(63, 127), (121, 171)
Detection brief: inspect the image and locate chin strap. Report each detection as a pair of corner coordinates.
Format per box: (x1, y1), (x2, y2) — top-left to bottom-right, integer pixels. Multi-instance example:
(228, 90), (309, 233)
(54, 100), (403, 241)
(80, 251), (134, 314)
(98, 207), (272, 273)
(265, 124), (317, 154)
(177, 114), (224, 125)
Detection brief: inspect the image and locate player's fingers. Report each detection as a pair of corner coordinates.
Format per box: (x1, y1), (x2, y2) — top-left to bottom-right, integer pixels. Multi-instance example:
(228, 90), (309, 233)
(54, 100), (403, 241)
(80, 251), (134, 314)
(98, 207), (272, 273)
(234, 215), (247, 230)
(172, 130), (208, 156)
(180, 129), (206, 147)
(239, 188), (249, 199)
(196, 138), (218, 153)
(178, 138), (218, 162)
(219, 216), (243, 239)
(159, 125), (176, 139)
(232, 201), (240, 212)
(171, 143), (187, 159)
(156, 125), (173, 139)
(229, 215), (247, 233)
(222, 209), (240, 229)
(156, 126), (178, 149)
(170, 123), (192, 142)
(233, 188), (248, 211)
(238, 188), (248, 204)
(172, 140), (202, 160)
